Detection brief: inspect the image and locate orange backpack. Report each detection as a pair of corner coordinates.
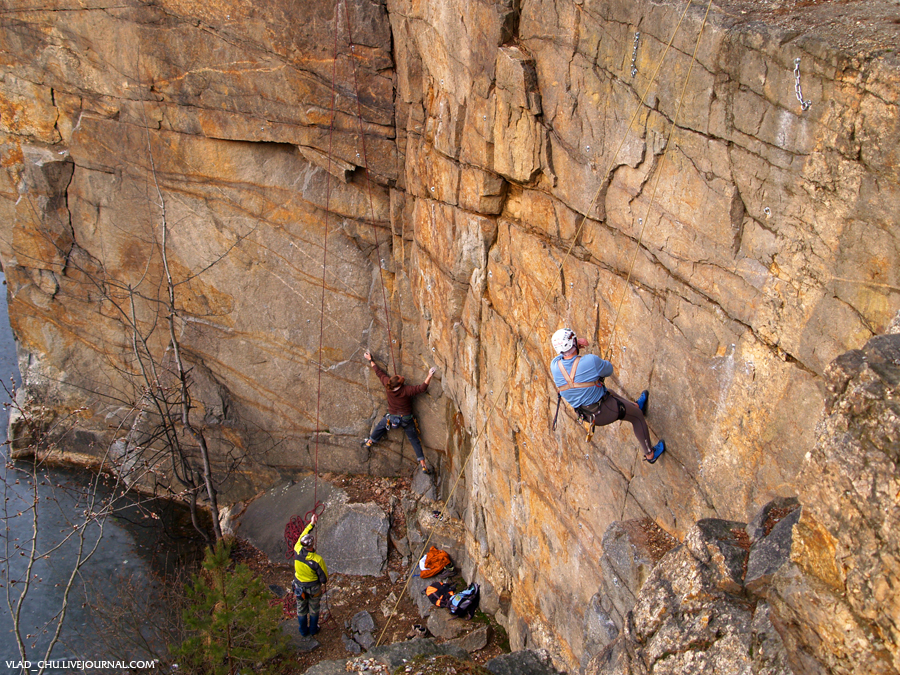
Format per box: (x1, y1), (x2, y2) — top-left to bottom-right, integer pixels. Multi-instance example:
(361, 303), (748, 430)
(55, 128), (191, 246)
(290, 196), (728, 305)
(425, 581), (455, 607)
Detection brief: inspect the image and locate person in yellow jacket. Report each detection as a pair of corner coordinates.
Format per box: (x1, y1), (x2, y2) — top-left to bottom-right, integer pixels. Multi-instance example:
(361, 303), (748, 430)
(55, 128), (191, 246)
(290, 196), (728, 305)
(293, 513), (328, 636)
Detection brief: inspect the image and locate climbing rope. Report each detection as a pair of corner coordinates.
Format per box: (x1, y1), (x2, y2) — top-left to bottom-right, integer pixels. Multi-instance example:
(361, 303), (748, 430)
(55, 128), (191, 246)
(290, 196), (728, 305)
(284, 0), (407, 554)
(312, 0), (345, 515)
(614, 0), (715, 518)
(376, 0), (706, 647)
(343, 0), (399, 376)
(604, 0), (715, 362)
(282, 0), (346, 554)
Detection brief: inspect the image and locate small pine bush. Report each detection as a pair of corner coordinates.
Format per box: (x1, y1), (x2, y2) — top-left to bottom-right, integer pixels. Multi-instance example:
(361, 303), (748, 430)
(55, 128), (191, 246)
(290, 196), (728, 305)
(172, 540), (289, 674)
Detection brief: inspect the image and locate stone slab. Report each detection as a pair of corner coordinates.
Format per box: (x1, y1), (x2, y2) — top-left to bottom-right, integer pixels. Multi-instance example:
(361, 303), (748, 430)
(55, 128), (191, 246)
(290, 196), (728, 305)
(411, 466), (437, 499)
(237, 477), (389, 576)
(280, 619), (320, 653)
(486, 649), (564, 675)
(746, 506), (802, 594)
(449, 624), (491, 653)
(685, 519), (750, 594)
(366, 637), (470, 670)
(238, 476), (334, 561)
(408, 571), (438, 618)
(746, 497), (801, 544)
(341, 632), (362, 655)
(426, 607), (466, 639)
(351, 610), (376, 633)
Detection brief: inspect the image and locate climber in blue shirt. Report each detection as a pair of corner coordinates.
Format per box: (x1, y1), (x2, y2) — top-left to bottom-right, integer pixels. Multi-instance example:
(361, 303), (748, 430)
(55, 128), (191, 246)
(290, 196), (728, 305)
(550, 328), (665, 463)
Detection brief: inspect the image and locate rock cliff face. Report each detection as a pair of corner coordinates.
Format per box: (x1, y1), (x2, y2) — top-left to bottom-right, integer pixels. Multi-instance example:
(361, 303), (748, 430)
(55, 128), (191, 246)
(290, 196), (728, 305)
(766, 329), (900, 674)
(586, 515), (798, 675)
(585, 328), (900, 675)
(1, 0), (898, 670)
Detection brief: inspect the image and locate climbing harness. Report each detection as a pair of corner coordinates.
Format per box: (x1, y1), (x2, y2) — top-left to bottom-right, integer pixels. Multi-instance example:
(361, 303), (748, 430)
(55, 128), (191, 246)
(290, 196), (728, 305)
(553, 355), (607, 441)
(386, 413), (415, 429)
(572, 396), (627, 443)
(555, 356), (606, 394)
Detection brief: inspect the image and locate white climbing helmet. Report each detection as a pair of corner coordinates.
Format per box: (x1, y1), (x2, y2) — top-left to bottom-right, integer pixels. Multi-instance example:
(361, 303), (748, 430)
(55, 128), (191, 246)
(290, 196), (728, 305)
(551, 328), (577, 354)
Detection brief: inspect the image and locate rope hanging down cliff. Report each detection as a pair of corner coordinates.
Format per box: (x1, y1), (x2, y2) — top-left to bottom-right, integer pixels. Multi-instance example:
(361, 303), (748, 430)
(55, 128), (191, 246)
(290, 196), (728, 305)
(376, 0), (711, 646)
(609, 0), (715, 520)
(284, 0), (410, 556)
(345, 4), (399, 377)
(602, 1), (714, 362)
(285, 0), (401, 554)
(283, 0), (345, 555)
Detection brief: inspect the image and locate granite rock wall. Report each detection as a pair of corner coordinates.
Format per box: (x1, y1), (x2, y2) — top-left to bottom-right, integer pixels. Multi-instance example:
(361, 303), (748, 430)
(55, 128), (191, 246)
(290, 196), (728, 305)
(0, 0), (898, 670)
(583, 329), (900, 674)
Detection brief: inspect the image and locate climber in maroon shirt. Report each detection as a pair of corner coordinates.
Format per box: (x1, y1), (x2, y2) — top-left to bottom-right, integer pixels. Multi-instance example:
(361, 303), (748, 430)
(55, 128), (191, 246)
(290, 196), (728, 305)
(362, 350), (436, 473)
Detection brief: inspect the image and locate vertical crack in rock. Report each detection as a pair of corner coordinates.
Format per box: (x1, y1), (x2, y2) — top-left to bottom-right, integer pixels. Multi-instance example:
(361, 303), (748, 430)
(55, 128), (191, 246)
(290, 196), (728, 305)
(729, 184), (746, 258)
(499, 0), (521, 46)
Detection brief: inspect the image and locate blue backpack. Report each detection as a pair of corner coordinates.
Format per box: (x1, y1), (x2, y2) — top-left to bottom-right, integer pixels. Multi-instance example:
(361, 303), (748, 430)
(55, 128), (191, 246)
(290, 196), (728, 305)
(448, 583), (480, 618)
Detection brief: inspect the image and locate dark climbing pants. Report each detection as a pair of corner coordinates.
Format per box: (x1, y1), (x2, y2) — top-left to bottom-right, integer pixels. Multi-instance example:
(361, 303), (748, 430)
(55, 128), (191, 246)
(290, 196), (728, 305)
(369, 414), (425, 461)
(294, 580), (322, 617)
(581, 391), (653, 456)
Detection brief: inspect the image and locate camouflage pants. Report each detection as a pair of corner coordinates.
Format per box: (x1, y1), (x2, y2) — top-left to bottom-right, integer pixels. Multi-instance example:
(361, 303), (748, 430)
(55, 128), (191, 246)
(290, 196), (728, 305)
(293, 580), (322, 617)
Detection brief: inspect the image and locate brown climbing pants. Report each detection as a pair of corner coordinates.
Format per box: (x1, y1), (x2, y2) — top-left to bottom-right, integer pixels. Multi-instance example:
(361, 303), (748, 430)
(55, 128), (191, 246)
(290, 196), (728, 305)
(578, 391), (653, 456)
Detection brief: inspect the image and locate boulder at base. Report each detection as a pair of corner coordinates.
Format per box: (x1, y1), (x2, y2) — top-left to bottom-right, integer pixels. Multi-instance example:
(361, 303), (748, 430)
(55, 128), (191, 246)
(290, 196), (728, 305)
(236, 476), (389, 576)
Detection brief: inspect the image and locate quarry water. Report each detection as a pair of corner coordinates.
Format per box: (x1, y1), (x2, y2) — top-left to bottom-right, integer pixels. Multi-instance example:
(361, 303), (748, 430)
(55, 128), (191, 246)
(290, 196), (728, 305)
(0, 274), (200, 668)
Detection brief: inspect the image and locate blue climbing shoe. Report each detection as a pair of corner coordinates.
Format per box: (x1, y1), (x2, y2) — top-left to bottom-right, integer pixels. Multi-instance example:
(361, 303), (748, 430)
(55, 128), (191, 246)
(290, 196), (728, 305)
(645, 440), (665, 464)
(636, 390), (649, 414)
